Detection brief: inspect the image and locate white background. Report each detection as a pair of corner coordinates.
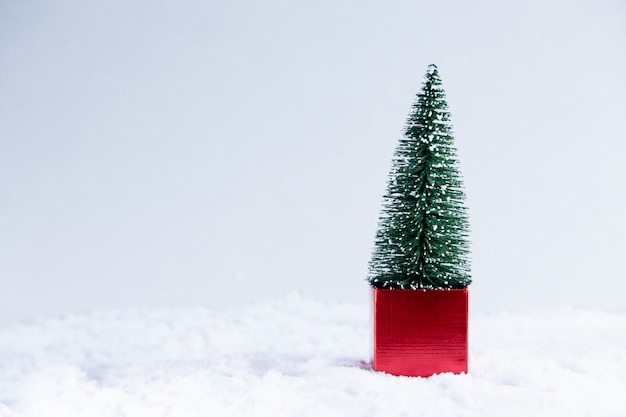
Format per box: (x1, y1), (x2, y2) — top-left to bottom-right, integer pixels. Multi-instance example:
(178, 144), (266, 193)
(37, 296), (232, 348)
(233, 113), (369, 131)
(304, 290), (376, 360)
(1, 0), (625, 326)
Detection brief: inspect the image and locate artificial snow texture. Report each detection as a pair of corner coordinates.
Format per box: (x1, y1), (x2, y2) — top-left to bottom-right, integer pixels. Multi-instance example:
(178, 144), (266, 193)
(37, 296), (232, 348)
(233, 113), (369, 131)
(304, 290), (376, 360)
(1, 294), (625, 417)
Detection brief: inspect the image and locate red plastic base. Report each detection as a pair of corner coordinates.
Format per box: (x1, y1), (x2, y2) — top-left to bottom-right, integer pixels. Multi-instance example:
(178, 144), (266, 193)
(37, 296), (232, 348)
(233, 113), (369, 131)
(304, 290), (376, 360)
(372, 288), (468, 377)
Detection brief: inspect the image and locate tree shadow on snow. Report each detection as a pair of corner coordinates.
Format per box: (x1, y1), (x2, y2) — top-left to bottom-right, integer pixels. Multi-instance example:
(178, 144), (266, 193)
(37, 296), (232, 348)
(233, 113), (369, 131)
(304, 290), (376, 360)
(243, 354), (372, 376)
(334, 358), (373, 371)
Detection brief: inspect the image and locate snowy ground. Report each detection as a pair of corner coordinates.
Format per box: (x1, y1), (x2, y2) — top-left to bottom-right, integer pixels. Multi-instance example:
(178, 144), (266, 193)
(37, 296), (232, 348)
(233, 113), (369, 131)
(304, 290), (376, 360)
(0, 294), (624, 417)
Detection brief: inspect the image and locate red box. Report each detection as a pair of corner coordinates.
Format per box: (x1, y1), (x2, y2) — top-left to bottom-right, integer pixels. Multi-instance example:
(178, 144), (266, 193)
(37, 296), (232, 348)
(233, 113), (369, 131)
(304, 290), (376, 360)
(372, 288), (468, 377)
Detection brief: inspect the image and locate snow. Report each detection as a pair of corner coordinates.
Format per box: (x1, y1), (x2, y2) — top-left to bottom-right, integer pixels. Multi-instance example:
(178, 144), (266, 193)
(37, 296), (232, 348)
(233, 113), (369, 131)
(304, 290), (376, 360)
(1, 294), (625, 417)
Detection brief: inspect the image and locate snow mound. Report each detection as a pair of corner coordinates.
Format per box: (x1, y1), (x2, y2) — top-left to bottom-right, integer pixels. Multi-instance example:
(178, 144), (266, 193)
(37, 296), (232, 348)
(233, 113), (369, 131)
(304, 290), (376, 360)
(0, 294), (625, 417)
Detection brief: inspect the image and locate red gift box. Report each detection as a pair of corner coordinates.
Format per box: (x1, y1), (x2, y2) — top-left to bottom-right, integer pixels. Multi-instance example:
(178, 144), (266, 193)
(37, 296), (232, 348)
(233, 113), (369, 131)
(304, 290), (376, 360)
(372, 288), (468, 377)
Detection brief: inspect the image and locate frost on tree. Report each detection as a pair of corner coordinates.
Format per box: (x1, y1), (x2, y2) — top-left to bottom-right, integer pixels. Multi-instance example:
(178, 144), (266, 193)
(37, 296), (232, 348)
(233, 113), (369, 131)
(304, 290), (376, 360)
(368, 64), (471, 290)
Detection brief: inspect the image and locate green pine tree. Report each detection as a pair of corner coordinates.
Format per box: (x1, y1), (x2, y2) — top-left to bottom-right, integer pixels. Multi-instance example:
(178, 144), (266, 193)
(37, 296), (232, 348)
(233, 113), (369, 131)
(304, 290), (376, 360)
(368, 64), (471, 290)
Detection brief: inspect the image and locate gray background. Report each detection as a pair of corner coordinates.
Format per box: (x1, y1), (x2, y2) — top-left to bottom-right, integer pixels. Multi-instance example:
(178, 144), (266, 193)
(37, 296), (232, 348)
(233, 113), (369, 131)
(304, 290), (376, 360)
(2, 0), (625, 326)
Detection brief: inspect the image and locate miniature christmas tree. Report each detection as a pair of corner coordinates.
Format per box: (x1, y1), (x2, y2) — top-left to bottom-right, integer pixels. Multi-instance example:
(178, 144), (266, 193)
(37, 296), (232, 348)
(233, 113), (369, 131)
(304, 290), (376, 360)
(368, 64), (471, 290)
